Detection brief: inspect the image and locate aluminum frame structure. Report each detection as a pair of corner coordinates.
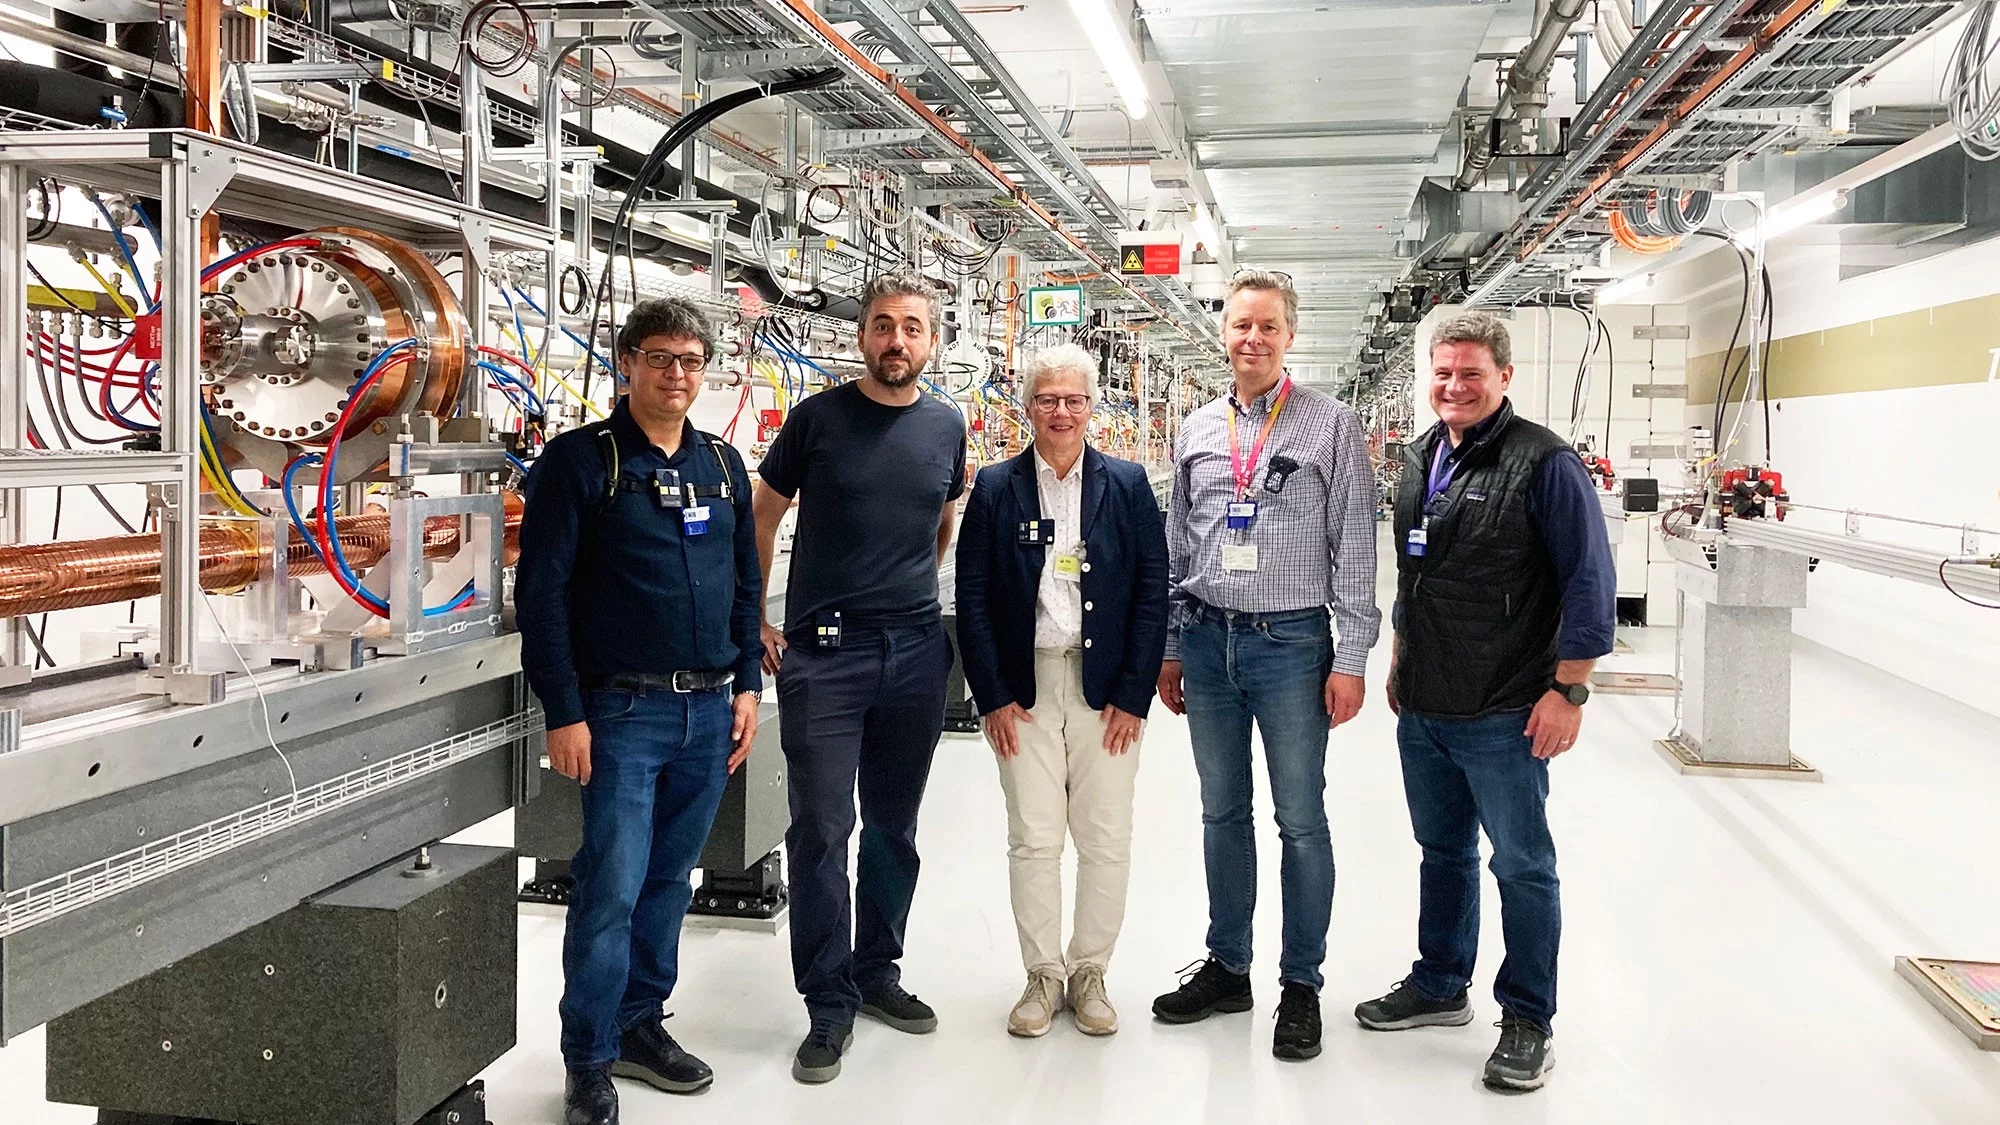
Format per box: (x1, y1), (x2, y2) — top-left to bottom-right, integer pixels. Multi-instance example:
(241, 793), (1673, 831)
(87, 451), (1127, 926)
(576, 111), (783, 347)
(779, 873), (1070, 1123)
(0, 127), (554, 695)
(616, 0), (1223, 360)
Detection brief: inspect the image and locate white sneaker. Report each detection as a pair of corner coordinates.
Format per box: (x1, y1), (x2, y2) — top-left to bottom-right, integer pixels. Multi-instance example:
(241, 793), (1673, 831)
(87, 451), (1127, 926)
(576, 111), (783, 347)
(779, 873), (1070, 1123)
(1068, 966), (1118, 1036)
(1008, 972), (1065, 1038)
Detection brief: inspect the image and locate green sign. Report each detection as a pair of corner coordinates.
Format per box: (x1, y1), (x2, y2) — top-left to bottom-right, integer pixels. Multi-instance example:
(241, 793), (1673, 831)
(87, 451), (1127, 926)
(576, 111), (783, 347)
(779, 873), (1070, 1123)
(1025, 286), (1084, 327)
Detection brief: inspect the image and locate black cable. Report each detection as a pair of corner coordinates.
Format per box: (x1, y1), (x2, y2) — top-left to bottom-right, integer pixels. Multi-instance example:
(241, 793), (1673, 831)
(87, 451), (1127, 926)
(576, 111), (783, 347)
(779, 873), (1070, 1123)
(581, 69), (843, 403)
(1599, 318), (1616, 451)
(1758, 264), (1775, 462)
(23, 614), (56, 670)
(27, 261), (124, 328)
(1693, 231), (1753, 442)
(1564, 303), (1594, 429)
(1939, 561), (2000, 608)
(34, 487), (63, 669)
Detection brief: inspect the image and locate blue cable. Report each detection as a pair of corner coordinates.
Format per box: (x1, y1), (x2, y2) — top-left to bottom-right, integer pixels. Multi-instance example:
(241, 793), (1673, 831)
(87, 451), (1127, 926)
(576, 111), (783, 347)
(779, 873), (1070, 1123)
(476, 361), (546, 415)
(498, 286), (534, 363)
(506, 452), (531, 477)
(132, 200), (162, 252)
(90, 195), (154, 311)
(288, 448), (473, 617)
(509, 287), (614, 373)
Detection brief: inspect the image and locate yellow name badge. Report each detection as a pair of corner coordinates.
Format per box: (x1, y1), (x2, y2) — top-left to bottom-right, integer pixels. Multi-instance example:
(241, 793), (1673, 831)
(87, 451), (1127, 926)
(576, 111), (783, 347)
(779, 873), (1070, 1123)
(1053, 553), (1082, 581)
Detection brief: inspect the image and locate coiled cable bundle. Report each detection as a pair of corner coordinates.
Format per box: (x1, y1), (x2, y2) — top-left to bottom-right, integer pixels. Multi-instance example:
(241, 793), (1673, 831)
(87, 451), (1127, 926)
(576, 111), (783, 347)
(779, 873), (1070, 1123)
(1607, 188), (1714, 252)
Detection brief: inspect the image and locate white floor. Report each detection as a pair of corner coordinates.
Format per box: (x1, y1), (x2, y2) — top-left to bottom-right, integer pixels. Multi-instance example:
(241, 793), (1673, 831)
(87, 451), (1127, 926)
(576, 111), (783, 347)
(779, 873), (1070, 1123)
(7, 556), (2000, 1123)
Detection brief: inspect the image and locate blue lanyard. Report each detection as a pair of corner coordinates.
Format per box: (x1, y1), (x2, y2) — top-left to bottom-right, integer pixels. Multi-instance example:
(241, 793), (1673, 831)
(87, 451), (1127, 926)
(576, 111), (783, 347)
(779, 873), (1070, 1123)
(1426, 441), (1460, 506)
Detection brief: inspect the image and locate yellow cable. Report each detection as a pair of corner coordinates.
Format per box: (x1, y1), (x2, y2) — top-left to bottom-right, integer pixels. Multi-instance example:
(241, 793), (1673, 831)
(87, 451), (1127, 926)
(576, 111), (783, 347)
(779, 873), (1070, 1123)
(541, 364), (607, 418)
(78, 257), (138, 319)
(758, 360), (791, 415)
(198, 425), (263, 518)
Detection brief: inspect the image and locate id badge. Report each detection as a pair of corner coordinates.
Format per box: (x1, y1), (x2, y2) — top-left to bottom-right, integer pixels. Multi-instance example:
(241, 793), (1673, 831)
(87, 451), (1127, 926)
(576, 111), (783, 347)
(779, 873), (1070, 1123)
(1053, 553), (1082, 582)
(683, 505), (711, 536)
(1226, 500), (1259, 530)
(1406, 526), (1428, 557)
(1221, 543), (1259, 572)
(814, 610), (843, 649)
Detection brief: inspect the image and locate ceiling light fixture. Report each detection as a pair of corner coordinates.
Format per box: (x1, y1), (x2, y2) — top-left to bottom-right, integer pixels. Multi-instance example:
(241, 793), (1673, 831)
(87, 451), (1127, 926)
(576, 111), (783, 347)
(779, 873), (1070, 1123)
(1754, 188), (1848, 243)
(1066, 0), (1150, 121)
(1597, 272), (1653, 304)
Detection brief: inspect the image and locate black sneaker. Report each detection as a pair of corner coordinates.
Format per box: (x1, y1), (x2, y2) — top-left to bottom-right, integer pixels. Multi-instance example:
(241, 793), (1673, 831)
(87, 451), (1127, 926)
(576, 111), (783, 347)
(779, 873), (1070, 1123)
(859, 981), (939, 1034)
(1273, 982), (1323, 1060)
(792, 1016), (855, 1085)
(565, 1066), (618, 1125)
(1483, 1013), (1554, 1091)
(1354, 979), (1475, 1031)
(611, 1017), (714, 1094)
(1151, 958), (1254, 1024)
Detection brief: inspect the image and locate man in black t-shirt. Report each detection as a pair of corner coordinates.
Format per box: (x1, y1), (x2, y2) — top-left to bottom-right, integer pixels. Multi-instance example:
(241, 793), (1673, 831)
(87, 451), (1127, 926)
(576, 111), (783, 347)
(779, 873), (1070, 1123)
(751, 270), (968, 1085)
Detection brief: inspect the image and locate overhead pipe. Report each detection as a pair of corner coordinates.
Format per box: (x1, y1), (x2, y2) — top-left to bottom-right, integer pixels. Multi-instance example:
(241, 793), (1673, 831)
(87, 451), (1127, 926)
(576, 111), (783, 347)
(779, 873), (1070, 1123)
(1455, 0), (1593, 189)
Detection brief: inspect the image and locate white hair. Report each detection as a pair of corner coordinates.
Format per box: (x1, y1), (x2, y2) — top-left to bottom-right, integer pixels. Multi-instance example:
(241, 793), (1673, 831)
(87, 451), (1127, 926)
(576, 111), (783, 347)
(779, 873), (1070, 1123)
(1020, 343), (1099, 410)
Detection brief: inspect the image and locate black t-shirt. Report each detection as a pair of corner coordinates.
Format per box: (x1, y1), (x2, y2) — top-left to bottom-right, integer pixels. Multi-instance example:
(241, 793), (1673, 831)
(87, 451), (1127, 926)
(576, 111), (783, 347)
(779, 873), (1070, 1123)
(759, 380), (967, 632)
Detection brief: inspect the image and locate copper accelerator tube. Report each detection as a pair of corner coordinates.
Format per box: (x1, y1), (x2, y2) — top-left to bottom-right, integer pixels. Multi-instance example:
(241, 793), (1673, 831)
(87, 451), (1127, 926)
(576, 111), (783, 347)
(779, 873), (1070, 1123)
(0, 493), (523, 620)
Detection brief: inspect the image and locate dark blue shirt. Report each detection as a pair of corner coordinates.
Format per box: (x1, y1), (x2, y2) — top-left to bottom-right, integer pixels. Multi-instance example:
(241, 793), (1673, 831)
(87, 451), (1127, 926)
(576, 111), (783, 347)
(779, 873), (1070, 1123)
(1398, 409), (1618, 661)
(758, 381), (967, 633)
(515, 398), (763, 729)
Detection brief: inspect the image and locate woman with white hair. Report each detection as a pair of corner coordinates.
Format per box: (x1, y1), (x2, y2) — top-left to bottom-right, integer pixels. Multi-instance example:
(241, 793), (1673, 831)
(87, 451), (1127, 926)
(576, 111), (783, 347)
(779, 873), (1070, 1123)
(954, 343), (1170, 1038)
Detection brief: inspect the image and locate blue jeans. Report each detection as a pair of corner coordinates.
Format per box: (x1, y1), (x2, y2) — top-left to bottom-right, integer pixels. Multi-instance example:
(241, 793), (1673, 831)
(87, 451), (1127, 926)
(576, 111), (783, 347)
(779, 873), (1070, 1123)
(778, 624), (951, 1021)
(1181, 607), (1335, 990)
(1398, 708), (1560, 1033)
(558, 686), (732, 1069)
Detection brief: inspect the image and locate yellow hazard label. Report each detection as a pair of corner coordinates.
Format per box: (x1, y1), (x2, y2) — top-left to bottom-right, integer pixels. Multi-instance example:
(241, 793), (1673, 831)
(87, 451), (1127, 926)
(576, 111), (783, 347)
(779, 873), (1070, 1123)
(382, 60), (396, 81)
(1121, 247), (1145, 272)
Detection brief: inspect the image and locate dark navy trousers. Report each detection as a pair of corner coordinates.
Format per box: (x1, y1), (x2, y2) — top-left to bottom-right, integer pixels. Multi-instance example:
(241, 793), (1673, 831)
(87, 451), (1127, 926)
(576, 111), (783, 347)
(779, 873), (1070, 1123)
(777, 622), (951, 1021)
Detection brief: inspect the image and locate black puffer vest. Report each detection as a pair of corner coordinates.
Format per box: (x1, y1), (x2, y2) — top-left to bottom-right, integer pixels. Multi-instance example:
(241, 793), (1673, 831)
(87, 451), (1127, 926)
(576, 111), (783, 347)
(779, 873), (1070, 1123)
(1393, 400), (1574, 718)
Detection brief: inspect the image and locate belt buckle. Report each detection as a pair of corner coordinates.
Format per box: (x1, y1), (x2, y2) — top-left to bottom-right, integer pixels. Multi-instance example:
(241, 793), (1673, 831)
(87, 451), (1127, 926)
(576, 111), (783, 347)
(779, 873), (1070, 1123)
(670, 671), (695, 693)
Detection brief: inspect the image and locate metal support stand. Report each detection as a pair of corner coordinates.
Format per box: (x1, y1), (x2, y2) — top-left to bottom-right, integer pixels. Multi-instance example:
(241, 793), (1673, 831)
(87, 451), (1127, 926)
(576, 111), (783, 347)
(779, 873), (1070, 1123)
(1657, 537), (1820, 779)
(687, 850), (788, 930)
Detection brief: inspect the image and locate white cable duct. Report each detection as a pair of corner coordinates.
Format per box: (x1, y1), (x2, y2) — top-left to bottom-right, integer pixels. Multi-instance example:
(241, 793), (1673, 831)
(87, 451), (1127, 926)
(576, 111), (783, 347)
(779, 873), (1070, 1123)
(1595, 0), (1636, 70)
(1719, 520), (2000, 596)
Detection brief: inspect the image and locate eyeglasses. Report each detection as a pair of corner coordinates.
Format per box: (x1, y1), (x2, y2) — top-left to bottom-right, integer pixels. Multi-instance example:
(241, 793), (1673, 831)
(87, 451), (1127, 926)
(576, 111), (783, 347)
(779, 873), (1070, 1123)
(1031, 394), (1092, 413)
(636, 349), (709, 373)
(1230, 268), (1294, 287)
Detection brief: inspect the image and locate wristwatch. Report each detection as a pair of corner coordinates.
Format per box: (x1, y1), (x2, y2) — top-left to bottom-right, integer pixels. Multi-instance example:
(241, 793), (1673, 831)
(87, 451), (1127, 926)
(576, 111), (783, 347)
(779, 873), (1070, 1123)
(1552, 680), (1590, 706)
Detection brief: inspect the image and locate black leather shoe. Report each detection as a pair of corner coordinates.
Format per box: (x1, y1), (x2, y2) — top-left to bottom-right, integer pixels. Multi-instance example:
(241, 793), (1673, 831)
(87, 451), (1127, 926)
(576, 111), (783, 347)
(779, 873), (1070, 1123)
(1273, 982), (1323, 1060)
(1483, 1013), (1554, 1091)
(612, 1017), (714, 1094)
(1354, 979), (1475, 1031)
(1152, 958), (1253, 1024)
(565, 1066), (618, 1125)
(859, 982), (938, 1034)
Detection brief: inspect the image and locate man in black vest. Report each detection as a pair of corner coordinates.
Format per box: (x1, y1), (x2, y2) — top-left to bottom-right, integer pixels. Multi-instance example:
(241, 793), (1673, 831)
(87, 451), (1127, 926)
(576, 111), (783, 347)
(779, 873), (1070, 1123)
(1352, 311), (1615, 1092)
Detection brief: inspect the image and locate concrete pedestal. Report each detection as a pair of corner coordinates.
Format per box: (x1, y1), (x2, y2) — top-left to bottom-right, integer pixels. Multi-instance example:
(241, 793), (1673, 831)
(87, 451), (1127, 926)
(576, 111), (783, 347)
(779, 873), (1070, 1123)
(1662, 538), (1820, 779)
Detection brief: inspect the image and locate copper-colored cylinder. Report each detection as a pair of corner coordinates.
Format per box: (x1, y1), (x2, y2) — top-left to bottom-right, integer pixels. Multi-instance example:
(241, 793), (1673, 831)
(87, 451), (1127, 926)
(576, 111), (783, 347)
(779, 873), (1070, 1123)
(0, 492), (523, 620)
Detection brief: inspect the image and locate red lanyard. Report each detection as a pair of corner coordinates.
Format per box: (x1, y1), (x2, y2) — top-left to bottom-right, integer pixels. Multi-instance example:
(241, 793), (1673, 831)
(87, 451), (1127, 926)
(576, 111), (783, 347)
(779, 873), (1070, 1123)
(1227, 376), (1291, 500)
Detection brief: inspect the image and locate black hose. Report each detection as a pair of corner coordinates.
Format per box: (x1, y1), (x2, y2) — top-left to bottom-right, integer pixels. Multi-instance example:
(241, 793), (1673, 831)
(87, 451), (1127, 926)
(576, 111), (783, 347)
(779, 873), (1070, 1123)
(582, 69), (843, 402)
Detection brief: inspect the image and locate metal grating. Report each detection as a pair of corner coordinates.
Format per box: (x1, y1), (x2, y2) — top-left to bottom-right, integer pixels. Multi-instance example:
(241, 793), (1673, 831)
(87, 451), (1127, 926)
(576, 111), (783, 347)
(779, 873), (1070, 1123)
(0, 709), (540, 940)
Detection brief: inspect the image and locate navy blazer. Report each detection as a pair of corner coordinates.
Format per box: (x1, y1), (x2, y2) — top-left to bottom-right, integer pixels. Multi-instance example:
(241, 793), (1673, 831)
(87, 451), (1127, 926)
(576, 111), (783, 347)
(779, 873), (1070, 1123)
(955, 446), (1169, 718)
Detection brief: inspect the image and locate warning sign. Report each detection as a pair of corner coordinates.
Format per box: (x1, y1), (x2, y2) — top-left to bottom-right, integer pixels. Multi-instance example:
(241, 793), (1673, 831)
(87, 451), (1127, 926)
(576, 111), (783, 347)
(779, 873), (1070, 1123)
(1119, 243), (1180, 276)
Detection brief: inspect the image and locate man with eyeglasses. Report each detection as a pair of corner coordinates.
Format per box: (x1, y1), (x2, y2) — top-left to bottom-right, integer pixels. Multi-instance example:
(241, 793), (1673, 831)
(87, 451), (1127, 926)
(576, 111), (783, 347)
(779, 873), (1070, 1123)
(752, 270), (968, 1084)
(1152, 269), (1381, 1062)
(954, 343), (1168, 1039)
(516, 298), (764, 1125)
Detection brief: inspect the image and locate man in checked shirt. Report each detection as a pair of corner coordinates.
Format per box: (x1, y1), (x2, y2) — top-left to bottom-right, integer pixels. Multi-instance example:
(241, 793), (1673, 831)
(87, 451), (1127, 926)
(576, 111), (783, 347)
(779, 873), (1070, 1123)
(1150, 269), (1381, 1062)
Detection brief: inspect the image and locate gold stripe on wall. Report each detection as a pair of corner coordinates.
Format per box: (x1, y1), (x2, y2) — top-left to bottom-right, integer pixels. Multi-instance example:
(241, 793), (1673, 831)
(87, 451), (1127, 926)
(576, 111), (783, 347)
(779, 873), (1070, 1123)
(1688, 290), (2000, 405)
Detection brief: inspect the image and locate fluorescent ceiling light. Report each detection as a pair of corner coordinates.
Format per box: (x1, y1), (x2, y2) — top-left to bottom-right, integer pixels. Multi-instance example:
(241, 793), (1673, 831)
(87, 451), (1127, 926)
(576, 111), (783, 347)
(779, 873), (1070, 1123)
(1758, 189), (1847, 242)
(1066, 0), (1150, 121)
(1597, 272), (1653, 304)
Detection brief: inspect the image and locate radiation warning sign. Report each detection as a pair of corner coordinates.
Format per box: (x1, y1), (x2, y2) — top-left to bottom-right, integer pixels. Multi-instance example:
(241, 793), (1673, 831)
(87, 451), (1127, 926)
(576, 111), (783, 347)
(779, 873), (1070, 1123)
(1118, 242), (1181, 276)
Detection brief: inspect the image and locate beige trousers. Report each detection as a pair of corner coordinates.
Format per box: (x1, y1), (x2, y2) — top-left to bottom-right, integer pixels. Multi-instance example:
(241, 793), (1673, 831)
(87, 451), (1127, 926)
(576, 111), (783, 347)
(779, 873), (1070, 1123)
(994, 648), (1143, 977)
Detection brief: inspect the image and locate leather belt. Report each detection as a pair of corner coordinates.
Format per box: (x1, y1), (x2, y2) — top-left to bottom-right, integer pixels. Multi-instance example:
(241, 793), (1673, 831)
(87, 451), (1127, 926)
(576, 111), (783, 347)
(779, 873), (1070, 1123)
(582, 670), (736, 694)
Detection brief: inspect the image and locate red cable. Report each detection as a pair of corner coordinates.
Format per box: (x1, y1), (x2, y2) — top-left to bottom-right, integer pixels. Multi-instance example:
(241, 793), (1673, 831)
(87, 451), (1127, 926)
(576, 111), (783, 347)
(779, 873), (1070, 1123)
(310, 353), (417, 614)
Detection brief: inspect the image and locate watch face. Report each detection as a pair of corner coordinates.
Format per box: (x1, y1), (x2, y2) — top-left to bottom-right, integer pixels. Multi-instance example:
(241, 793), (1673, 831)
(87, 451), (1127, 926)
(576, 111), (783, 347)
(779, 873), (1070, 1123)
(1563, 684), (1589, 705)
